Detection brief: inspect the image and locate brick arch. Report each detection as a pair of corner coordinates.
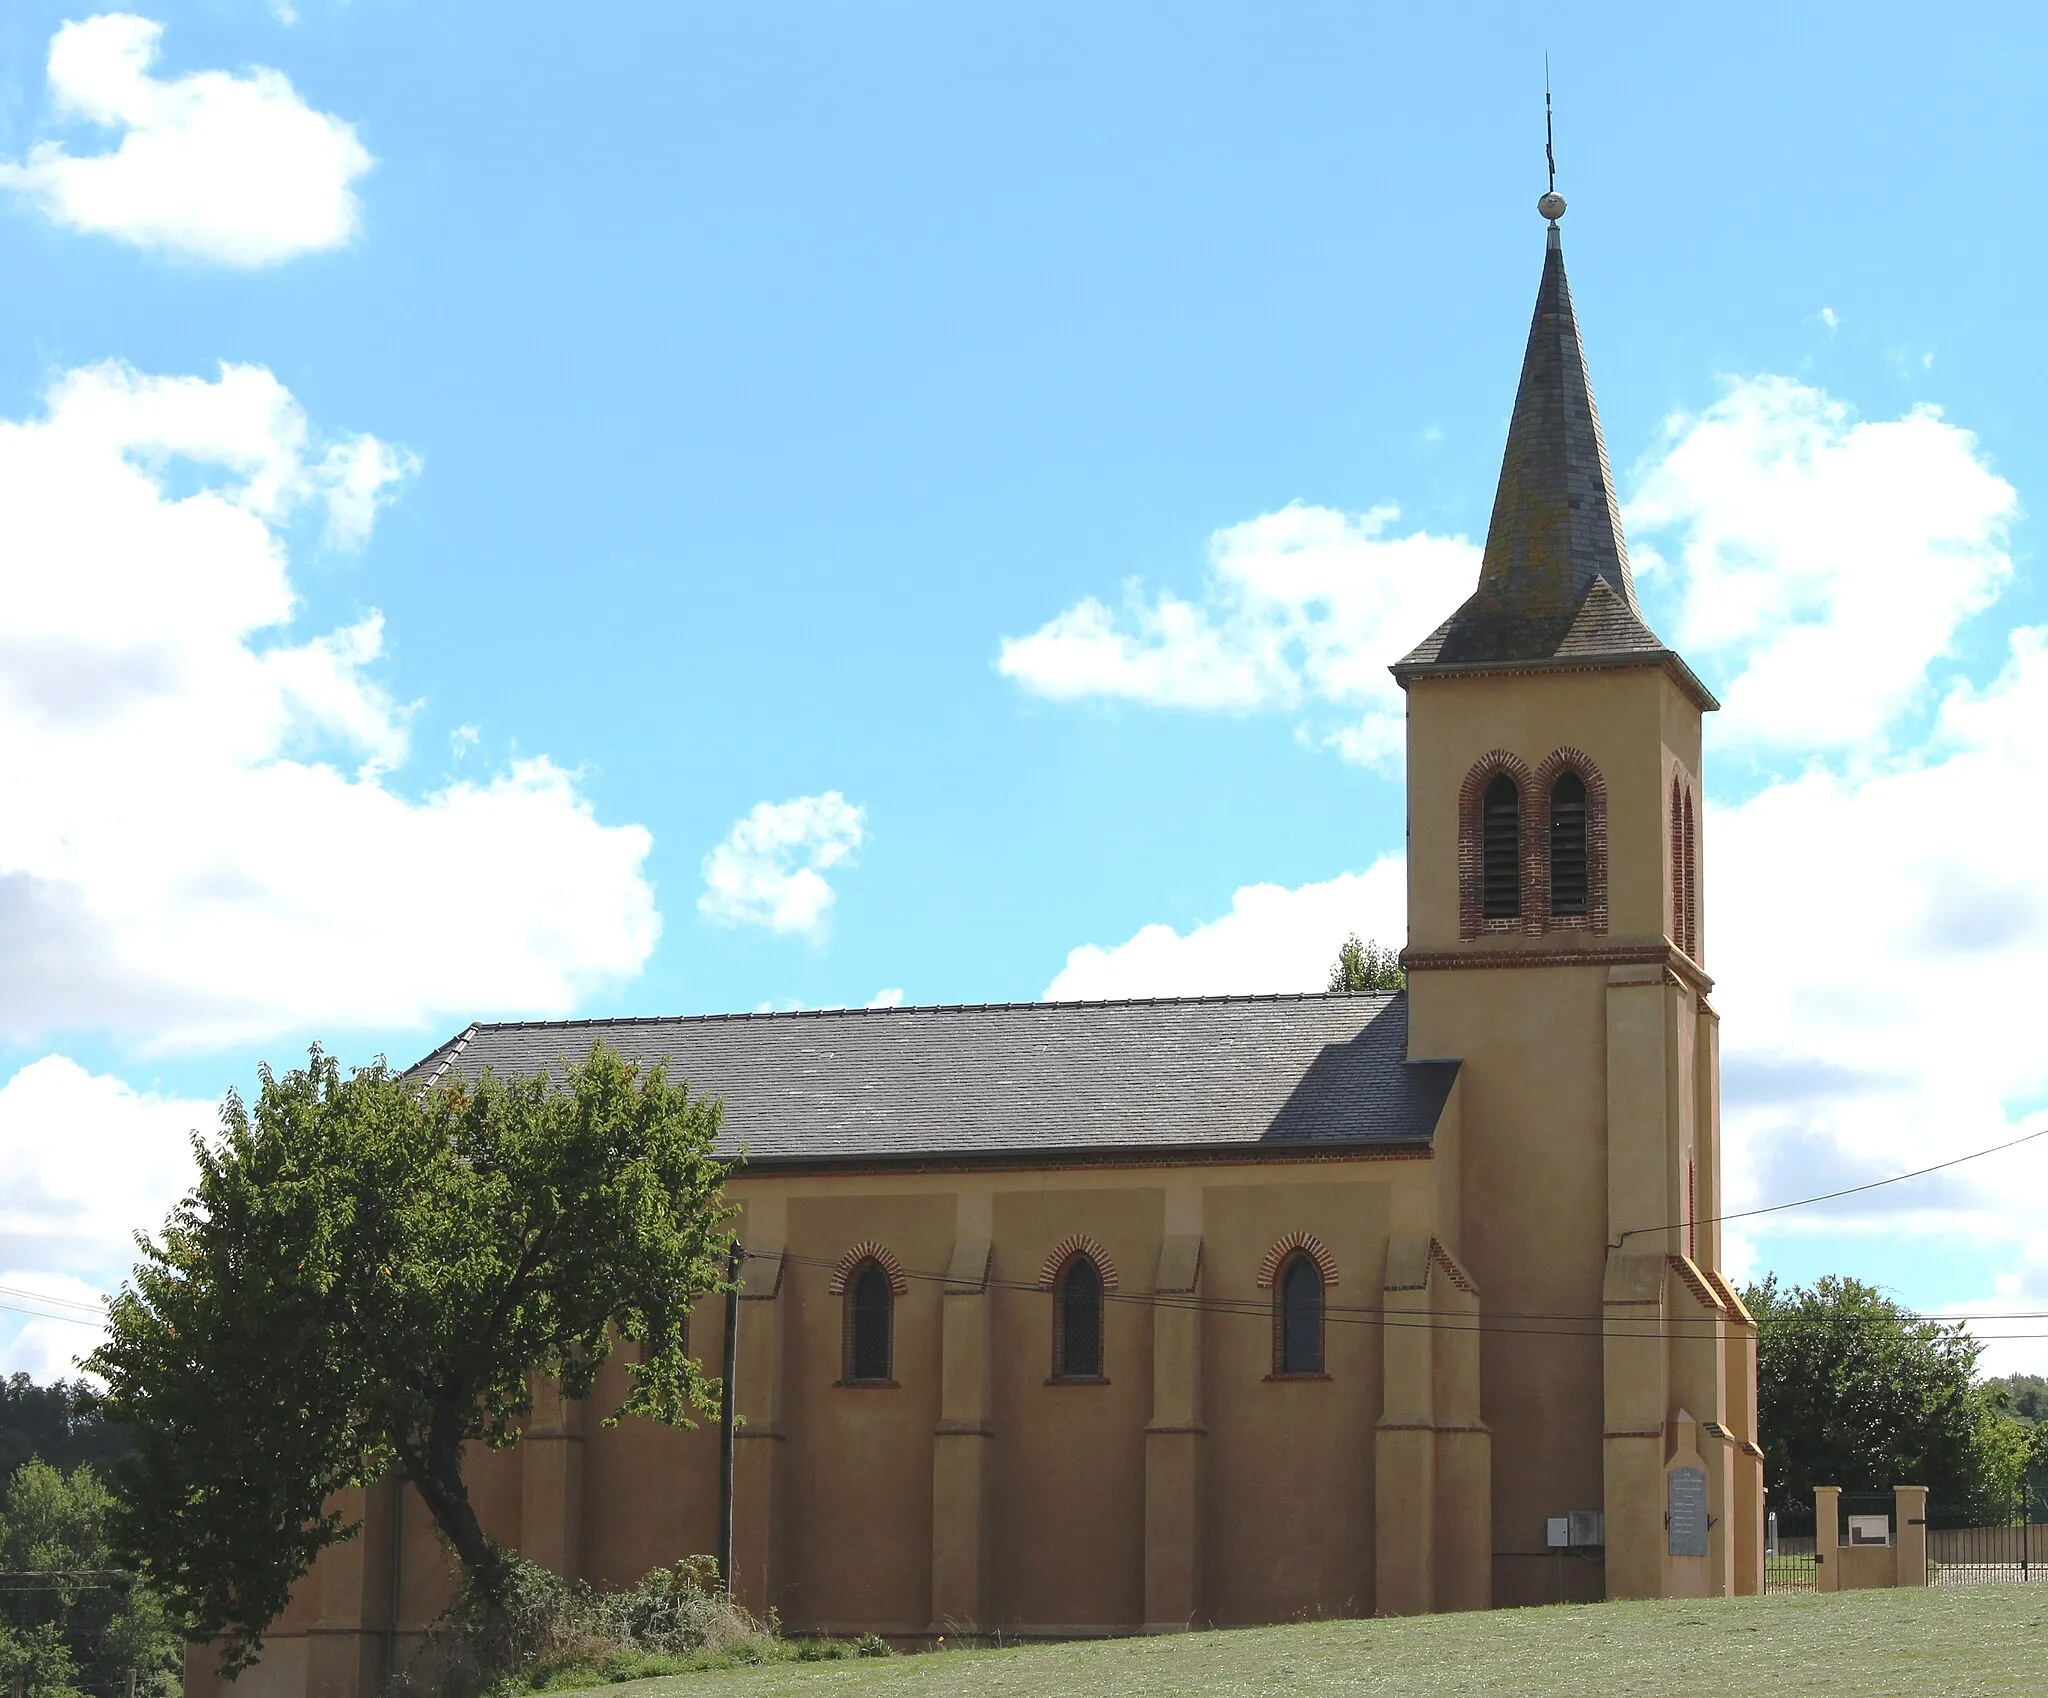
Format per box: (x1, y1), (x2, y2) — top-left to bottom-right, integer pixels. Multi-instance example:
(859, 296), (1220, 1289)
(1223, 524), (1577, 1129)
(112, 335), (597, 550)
(1037, 1234), (1119, 1292)
(1458, 750), (1538, 939)
(1256, 1231), (1338, 1290)
(1531, 746), (1610, 935)
(827, 1241), (908, 1296)
(1664, 769), (1702, 960)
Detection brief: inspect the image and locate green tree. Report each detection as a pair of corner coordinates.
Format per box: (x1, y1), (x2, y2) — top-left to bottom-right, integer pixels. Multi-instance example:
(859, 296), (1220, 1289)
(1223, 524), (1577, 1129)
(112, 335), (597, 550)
(1328, 933), (1405, 993)
(0, 1622), (79, 1698)
(1745, 1274), (2025, 1519)
(0, 1459), (180, 1698)
(89, 1043), (735, 1674)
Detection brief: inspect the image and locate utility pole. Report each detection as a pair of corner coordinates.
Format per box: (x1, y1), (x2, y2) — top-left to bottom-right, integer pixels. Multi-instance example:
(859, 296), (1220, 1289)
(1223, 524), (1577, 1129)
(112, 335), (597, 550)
(717, 1238), (743, 1593)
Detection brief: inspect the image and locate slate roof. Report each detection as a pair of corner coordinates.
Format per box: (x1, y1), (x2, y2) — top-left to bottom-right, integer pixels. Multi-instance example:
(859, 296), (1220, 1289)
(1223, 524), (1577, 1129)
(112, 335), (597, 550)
(407, 991), (1457, 1169)
(1393, 221), (1718, 712)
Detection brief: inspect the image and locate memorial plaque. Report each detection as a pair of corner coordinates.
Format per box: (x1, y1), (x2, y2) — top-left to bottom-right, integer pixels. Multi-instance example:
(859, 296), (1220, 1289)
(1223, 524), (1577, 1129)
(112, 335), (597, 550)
(1668, 1466), (1709, 1557)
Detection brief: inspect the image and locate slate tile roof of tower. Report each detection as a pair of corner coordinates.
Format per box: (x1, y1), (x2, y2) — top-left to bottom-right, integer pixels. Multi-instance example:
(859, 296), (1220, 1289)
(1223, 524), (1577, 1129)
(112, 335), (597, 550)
(1393, 221), (1718, 711)
(406, 991), (1457, 1168)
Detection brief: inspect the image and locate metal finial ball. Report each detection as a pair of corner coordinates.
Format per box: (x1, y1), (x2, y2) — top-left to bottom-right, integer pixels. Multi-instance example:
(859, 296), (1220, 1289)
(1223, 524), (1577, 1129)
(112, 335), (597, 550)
(1537, 191), (1567, 222)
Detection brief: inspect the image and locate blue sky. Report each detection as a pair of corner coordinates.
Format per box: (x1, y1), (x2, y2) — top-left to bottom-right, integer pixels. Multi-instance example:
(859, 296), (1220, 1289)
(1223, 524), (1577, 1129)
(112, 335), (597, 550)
(2, 2), (2046, 1377)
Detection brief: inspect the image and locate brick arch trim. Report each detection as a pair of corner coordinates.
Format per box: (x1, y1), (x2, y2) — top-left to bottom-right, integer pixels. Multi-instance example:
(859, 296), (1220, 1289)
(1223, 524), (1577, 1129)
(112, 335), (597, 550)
(1458, 750), (1538, 939)
(1037, 1234), (1120, 1292)
(827, 1241), (908, 1296)
(1531, 746), (1610, 934)
(1255, 1231), (1339, 1289)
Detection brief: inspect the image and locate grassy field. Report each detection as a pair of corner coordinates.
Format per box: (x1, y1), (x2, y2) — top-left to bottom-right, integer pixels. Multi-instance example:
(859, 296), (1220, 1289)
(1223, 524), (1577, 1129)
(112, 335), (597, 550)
(554, 1586), (2047, 1698)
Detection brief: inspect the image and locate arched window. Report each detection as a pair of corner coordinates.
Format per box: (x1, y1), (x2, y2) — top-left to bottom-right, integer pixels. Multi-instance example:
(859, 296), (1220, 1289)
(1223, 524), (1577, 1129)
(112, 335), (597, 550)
(1275, 1253), (1325, 1376)
(1053, 1255), (1104, 1380)
(1481, 774), (1521, 919)
(1670, 776), (1685, 946)
(1549, 770), (1588, 917)
(1682, 787), (1699, 961)
(843, 1262), (893, 1384)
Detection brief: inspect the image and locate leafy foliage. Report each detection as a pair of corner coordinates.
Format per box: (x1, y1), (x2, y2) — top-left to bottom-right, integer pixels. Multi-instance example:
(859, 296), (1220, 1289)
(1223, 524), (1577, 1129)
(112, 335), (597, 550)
(0, 1379), (132, 1486)
(0, 1459), (181, 1698)
(1745, 1274), (2030, 1519)
(89, 1043), (735, 1675)
(1327, 934), (1405, 994)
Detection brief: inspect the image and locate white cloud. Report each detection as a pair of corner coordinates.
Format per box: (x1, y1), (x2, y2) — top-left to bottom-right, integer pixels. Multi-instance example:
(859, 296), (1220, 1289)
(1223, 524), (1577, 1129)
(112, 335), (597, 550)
(998, 502), (1478, 770)
(699, 793), (867, 938)
(0, 1056), (200, 1286)
(0, 1056), (211, 1379)
(0, 358), (661, 1050)
(0, 14), (372, 266)
(867, 987), (905, 1008)
(1709, 628), (2048, 1322)
(1045, 857), (1405, 1001)
(1628, 376), (2017, 752)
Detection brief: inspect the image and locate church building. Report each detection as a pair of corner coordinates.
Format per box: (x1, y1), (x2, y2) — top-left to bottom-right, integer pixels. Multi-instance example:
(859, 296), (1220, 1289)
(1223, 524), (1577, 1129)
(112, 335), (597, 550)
(203, 194), (1761, 1698)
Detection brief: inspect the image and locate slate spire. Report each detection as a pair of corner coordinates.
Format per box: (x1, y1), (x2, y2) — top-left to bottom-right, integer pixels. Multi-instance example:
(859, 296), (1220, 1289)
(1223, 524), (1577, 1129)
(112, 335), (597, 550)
(1393, 201), (1715, 710)
(1470, 220), (1635, 636)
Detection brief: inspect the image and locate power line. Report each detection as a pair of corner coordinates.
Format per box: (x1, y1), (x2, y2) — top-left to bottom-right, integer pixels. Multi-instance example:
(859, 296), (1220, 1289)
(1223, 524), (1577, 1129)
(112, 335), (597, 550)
(0, 1282), (107, 1315)
(0, 1298), (104, 1329)
(1618, 1121), (2048, 1247)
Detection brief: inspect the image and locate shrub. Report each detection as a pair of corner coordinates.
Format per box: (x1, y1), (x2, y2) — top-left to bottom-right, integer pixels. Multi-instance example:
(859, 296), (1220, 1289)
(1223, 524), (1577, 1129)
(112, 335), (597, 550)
(397, 1555), (775, 1697)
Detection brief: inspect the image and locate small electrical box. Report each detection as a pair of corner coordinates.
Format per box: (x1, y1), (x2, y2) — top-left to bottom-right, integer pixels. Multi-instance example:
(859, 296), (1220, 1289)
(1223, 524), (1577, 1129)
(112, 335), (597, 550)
(1548, 1511), (1604, 1549)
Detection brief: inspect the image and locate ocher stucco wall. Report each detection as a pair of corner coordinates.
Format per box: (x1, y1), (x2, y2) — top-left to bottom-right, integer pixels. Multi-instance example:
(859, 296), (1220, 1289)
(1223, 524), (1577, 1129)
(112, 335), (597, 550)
(1200, 1179), (1390, 1624)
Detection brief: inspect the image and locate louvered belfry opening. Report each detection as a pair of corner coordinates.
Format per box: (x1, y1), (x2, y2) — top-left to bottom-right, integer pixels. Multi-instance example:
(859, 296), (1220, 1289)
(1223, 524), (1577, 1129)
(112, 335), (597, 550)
(1682, 787), (1699, 960)
(848, 1263), (892, 1382)
(1055, 1255), (1104, 1378)
(1278, 1254), (1324, 1376)
(1548, 770), (1589, 916)
(1481, 774), (1521, 918)
(1670, 777), (1685, 944)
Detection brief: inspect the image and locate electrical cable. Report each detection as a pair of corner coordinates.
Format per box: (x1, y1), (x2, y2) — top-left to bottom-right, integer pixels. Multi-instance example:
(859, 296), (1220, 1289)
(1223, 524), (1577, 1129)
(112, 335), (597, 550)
(1615, 1121), (2048, 1246)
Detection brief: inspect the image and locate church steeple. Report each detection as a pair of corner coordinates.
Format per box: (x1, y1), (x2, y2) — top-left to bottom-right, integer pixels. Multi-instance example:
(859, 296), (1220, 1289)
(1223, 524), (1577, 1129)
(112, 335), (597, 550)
(1394, 198), (1716, 711)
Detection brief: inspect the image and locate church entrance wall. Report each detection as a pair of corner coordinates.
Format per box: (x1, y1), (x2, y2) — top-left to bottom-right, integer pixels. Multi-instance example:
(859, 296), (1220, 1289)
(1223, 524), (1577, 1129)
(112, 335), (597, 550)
(1408, 960), (1611, 1608)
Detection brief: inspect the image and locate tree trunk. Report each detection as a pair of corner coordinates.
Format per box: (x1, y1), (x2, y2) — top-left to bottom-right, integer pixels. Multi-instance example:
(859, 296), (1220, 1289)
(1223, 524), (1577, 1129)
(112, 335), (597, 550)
(397, 1420), (499, 1588)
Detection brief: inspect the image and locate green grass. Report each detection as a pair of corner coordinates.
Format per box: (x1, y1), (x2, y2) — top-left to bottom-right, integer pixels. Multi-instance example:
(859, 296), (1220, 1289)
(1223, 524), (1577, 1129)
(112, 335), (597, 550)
(542, 1587), (2048, 1698)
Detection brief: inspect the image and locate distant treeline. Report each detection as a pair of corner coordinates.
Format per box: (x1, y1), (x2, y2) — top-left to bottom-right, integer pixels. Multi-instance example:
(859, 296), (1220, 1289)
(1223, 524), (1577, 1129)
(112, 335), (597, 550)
(0, 1372), (132, 1481)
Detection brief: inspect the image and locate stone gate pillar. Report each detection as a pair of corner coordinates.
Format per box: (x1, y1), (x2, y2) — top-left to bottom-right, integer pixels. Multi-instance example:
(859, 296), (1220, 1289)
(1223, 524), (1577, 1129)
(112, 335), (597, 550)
(1813, 1486), (1840, 1593)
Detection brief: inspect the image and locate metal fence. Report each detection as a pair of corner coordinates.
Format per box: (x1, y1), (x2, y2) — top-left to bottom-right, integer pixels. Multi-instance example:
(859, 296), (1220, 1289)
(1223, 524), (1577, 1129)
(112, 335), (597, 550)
(1764, 1501), (1815, 1594)
(1926, 1498), (2048, 1586)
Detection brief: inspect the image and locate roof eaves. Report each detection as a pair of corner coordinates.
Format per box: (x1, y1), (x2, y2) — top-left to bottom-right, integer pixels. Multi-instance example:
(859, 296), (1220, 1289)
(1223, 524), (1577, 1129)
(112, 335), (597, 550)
(461, 987), (1398, 1036)
(1388, 648), (1720, 713)
(727, 1133), (1441, 1178)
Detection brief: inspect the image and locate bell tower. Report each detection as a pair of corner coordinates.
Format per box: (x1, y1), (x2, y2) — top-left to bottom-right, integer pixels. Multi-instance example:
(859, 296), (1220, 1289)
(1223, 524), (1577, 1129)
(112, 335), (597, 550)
(1390, 191), (1762, 1604)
